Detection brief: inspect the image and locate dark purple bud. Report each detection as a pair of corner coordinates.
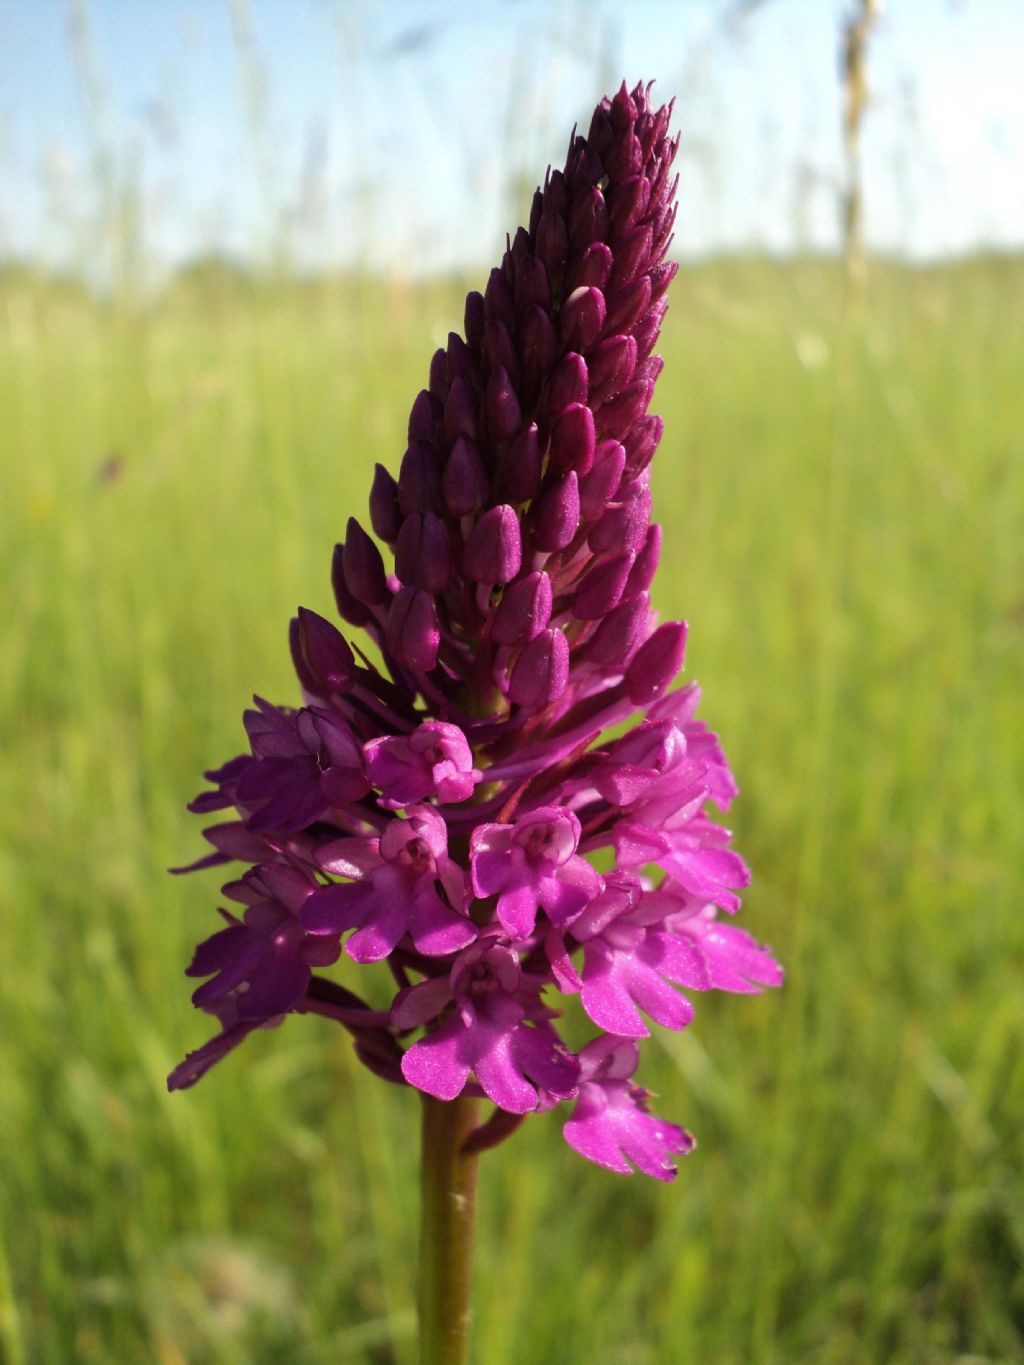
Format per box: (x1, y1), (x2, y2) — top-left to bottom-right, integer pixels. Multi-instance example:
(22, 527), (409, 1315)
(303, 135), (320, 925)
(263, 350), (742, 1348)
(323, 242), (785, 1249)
(549, 402), (596, 476)
(626, 620), (688, 705)
(386, 587), (440, 673)
(398, 442), (442, 517)
(535, 208), (569, 275)
(566, 136), (603, 194)
(484, 267), (516, 332)
(510, 225), (532, 266)
(444, 436), (489, 517)
(544, 168), (568, 217)
(623, 414), (663, 476)
(606, 129), (643, 182)
(609, 223), (654, 291)
(589, 485), (651, 554)
(443, 375), (479, 445)
(342, 517), (389, 606)
(369, 463), (400, 543)
(296, 608), (355, 693)
(332, 544), (373, 628)
(559, 286), (606, 352)
(568, 242), (613, 291)
(610, 81), (637, 132)
(528, 187), (544, 237)
(429, 347), (448, 399)
(395, 511), (450, 593)
(530, 471), (580, 552)
(597, 378), (653, 442)
(484, 365), (522, 443)
(446, 332), (479, 389)
(571, 551), (635, 619)
(464, 290), (485, 351)
(579, 440), (626, 519)
(587, 334), (637, 405)
(482, 319), (518, 383)
(504, 424), (542, 503)
(649, 260), (678, 302)
(635, 354), (665, 389)
(608, 175), (651, 235)
(568, 187), (609, 251)
(605, 274), (652, 334)
(490, 570), (552, 645)
(408, 388), (442, 445)
(508, 627), (569, 708)
(581, 591), (650, 667)
(652, 198), (678, 257)
(542, 353), (588, 425)
(633, 300), (668, 362)
(513, 254), (551, 314)
(587, 105), (615, 158)
(519, 306), (557, 398)
(463, 504), (522, 585)
(626, 523), (661, 595)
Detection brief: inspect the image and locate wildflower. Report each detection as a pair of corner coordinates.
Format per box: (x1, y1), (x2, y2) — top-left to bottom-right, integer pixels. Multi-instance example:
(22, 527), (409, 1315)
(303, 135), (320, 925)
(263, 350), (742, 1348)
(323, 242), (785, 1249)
(170, 79), (782, 1181)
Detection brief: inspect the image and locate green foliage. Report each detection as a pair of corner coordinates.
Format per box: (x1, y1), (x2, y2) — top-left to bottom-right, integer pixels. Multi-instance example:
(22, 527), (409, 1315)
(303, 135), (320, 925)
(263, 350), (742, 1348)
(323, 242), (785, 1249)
(1, 258), (1021, 1364)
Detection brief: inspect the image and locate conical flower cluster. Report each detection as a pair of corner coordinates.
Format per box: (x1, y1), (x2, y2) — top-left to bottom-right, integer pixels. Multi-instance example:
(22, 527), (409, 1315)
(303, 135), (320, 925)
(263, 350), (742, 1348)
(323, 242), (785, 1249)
(170, 81), (782, 1179)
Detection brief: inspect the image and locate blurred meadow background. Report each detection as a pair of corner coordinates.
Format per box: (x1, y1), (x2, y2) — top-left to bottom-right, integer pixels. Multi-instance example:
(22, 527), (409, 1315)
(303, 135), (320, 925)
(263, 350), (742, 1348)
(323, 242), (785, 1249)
(2, 1), (1023, 1362)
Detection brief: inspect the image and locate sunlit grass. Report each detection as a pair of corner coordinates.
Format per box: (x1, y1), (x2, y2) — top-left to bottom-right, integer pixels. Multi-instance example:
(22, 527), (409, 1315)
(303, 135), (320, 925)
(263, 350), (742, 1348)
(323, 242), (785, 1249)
(1, 256), (1022, 1363)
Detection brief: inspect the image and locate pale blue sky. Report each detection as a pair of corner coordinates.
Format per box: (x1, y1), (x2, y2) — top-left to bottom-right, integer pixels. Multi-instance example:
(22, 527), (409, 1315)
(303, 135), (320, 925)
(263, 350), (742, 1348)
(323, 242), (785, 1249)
(1, 0), (1022, 279)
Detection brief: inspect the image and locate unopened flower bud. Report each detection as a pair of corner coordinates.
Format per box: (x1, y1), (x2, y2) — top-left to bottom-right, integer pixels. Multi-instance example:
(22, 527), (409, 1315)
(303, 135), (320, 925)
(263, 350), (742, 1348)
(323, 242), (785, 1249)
(508, 627), (569, 708)
(443, 375), (479, 446)
(579, 440), (626, 519)
(490, 571), (552, 645)
(568, 242), (613, 291)
(581, 591), (650, 668)
(386, 588), (440, 672)
(626, 524), (661, 595)
(398, 442), (442, 518)
(625, 620), (688, 704)
(342, 517), (389, 606)
(332, 543), (374, 628)
(369, 463), (400, 543)
(395, 512), (450, 593)
(605, 274), (652, 334)
(559, 286), (607, 352)
(572, 551), (635, 620)
(296, 608), (355, 694)
(484, 365), (522, 442)
(530, 471), (580, 552)
(444, 436), (489, 517)
(504, 424), (543, 503)
(588, 333), (637, 406)
(549, 402), (596, 476)
(463, 504), (522, 585)
(598, 377), (653, 442)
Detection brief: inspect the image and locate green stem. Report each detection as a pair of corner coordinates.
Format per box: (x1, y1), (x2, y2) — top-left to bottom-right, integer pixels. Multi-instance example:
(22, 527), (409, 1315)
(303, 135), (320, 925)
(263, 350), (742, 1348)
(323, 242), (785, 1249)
(418, 1093), (480, 1365)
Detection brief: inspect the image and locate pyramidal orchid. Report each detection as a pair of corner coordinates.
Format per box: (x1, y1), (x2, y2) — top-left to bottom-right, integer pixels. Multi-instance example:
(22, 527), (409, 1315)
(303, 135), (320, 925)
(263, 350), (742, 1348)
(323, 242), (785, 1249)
(170, 81), (782, 1362)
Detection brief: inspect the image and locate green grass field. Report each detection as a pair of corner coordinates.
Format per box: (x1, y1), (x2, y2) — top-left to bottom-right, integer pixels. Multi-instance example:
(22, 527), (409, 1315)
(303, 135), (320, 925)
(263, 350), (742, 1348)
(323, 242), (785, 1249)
(2, 256), (1022, 1364)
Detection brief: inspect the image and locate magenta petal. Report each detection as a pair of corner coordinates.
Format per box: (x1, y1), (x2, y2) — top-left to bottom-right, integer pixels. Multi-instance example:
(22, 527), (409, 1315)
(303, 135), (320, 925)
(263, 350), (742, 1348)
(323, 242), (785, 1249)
(642, 931), (712, 991)
(511, 1024), (579, 1100)
(463, 998), (537, 1113)
(345, 896), (407, 962)
(409, 884), (477, 957)
(688, 921), (784, 993)
(401, 1015), (470, 1100)
(562, 1086), (632, 1174)
(167, 1022), (255, 1091)
(300, 882), (372, 936)
(496, 884), (540, 939)
(580, 941), (649, 1037)
(392, 976), (453, 1029)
